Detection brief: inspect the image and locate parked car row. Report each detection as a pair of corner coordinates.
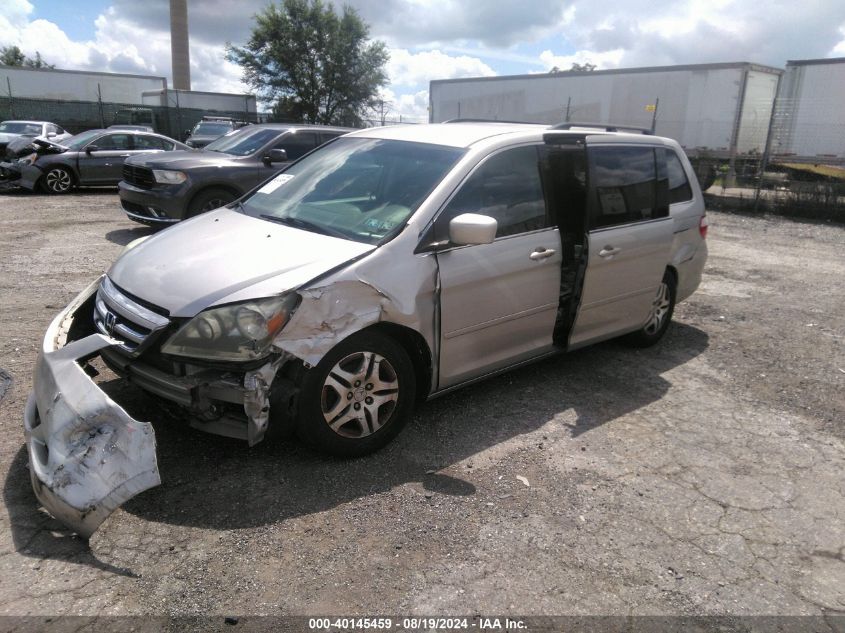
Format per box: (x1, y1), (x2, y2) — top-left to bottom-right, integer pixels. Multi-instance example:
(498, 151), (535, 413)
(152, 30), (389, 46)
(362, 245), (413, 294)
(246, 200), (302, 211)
(23, 121), (708, 537)
(0, 129), (190, 193)
(0, 119), (349, 203)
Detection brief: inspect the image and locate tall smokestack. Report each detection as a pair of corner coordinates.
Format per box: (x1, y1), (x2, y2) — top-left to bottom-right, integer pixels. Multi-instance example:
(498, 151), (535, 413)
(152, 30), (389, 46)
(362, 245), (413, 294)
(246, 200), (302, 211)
(170, 0), (191, 90)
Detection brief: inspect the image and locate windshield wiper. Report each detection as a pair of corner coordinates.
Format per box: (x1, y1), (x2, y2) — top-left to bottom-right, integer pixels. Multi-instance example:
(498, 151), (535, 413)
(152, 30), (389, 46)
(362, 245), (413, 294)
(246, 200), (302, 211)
(259, 214), (348, 239)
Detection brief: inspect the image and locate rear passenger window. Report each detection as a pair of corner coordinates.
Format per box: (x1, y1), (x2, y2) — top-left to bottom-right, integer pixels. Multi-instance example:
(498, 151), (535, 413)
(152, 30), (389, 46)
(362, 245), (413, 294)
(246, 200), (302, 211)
(277, 132), (318, 160)
(662, 148), (693, 204)
(588, 146), (660, 229)
(439, 145), (549, 240)
(134, 135), (172, 151)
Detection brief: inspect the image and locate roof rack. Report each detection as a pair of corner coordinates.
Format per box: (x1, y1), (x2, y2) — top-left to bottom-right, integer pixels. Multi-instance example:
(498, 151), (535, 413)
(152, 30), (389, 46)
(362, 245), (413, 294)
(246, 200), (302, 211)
(550, 122), (652, 134)
(442, 117), (539, 125)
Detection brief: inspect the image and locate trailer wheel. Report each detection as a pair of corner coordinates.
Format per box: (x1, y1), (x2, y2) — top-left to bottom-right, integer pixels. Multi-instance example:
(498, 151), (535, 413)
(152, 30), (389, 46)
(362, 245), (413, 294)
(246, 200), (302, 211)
(693, 161), (717, 191)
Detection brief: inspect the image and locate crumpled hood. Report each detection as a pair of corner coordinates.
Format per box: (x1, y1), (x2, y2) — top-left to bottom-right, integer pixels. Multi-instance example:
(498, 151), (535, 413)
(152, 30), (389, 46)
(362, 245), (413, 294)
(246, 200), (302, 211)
(126, 149), (232, 171)
(108, 209), (375, 317)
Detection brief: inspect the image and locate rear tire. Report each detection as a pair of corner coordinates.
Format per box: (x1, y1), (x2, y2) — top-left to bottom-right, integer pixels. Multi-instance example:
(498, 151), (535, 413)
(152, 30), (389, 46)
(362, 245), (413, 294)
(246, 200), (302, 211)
(40, 166), (75, 194)
(187, 188), (236, 217)
(624, 270), (676, 348)
(295, 330), (416, 457)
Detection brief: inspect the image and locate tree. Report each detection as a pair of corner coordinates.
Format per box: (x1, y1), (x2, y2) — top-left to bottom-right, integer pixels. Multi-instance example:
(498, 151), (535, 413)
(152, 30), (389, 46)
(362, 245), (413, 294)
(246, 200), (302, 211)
(0, 45), (55, 69)
(227, 0), (389, 126)
(570, 62), (597, 72)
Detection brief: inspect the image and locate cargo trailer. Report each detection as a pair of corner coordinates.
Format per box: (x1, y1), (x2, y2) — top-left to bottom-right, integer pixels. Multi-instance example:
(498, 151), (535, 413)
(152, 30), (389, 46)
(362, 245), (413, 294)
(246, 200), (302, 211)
(430, 62), (783, 187)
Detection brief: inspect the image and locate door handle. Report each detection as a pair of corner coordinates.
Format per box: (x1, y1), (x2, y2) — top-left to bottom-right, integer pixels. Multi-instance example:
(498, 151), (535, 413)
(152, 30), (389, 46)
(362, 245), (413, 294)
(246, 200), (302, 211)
(119, 154), (130, 157)
(599, 246), (621, 258)
(529, 247), (556, 260)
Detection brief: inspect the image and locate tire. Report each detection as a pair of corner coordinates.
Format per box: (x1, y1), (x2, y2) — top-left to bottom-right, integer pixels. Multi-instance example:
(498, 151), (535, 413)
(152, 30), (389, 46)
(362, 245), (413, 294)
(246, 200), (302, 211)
(187, 188), (236, 217)
(693, 160), (717, 191)
(624, 270), (677, 348)
(295, 330), (416, 457)
(40, 166), (75, 194)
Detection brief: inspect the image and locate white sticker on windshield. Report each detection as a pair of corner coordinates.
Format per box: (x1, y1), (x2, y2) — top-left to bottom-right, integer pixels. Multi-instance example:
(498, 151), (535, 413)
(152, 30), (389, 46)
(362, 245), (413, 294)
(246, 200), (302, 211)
(258, 174), (295, 194)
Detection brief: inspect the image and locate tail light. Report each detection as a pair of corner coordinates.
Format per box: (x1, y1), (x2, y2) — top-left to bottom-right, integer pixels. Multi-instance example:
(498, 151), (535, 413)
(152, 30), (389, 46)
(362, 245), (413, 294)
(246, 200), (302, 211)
(699, 214), (708, 239)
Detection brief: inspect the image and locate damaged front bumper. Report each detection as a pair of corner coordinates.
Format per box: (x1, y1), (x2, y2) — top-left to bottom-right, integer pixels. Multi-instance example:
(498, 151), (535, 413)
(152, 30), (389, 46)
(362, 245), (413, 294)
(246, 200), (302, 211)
(0, 161), (22, 189)
(22, 280), (161, 538)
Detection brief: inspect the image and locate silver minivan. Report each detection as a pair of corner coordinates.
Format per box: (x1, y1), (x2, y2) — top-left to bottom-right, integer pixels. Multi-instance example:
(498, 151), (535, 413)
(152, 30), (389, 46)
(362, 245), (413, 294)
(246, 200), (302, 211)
(23, 122), (708, 535)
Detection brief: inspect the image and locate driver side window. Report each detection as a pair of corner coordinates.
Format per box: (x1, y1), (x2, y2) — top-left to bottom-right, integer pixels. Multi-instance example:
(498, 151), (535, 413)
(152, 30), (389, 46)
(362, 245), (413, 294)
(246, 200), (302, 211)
(435, 145), (549, 243)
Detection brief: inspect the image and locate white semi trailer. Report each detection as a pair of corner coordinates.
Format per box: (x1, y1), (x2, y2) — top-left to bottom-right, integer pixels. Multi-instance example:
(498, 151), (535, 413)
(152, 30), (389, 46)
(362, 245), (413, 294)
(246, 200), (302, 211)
(0, 65), (167, 104)
(430, 62), (783, 186)
(771, 57), (845, 162)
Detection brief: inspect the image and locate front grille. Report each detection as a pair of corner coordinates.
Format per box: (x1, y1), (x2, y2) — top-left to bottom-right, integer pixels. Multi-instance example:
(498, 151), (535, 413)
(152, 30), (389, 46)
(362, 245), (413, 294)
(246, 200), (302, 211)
(93, 277), (170, 356)
(122, 164), (155, 189)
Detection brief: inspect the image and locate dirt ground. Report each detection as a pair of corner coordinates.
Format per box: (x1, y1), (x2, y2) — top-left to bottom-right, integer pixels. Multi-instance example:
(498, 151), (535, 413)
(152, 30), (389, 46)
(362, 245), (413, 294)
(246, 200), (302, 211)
(0, 188), (842, 620)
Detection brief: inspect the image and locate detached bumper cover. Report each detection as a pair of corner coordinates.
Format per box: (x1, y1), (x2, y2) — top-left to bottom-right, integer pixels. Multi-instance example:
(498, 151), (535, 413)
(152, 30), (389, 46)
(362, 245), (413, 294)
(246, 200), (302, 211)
(23, 280), (160, 537)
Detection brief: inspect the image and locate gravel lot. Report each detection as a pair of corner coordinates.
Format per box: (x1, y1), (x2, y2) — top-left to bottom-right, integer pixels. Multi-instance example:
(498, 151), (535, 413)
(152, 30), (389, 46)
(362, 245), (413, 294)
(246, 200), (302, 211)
(0, 189), (843, 619)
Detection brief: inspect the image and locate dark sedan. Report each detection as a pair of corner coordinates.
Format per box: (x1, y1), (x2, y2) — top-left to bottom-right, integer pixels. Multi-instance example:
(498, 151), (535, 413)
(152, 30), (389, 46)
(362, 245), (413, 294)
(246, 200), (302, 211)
(3, 129), (189, 194)
(118, 123), (353, 224)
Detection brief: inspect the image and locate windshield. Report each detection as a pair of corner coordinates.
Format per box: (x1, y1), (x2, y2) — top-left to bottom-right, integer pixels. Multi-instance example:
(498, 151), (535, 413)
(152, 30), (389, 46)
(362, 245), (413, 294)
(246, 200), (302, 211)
(0, 122), (42, 135)
(204, 127), (280, 155)
(63, 130), (103, 151)
(237, 137), (466, 245)
(192, 122), (233, 136)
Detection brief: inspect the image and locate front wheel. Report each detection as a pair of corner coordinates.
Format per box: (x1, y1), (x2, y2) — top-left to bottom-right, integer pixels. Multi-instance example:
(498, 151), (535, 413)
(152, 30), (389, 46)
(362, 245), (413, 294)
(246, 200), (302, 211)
(187, 188), (236, 217)
(624, 270), (677, 347)
(296, 330), (416, 457)
(41, 166), (74, 194)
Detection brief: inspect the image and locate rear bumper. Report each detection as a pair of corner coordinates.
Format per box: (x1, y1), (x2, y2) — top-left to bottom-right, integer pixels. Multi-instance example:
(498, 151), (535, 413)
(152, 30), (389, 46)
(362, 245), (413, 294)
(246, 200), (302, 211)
(23, 280), (160, 537)
(676, 240), (708, 304)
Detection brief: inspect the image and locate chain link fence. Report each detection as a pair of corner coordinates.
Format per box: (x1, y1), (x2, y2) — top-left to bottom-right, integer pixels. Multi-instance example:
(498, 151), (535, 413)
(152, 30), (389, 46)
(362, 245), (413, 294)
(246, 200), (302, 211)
(0, 95), (262, 140)
(696, 97), (845, 223)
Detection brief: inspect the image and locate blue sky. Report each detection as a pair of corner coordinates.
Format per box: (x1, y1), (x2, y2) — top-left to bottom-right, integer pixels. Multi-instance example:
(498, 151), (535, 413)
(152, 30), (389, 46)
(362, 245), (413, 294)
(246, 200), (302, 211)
(4, 0), (845, 121)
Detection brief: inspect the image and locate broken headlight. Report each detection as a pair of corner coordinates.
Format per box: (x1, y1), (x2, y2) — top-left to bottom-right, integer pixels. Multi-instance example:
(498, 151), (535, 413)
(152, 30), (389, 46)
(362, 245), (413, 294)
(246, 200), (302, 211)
(17, 152), (38, 165)
(161, 294), (299, 362)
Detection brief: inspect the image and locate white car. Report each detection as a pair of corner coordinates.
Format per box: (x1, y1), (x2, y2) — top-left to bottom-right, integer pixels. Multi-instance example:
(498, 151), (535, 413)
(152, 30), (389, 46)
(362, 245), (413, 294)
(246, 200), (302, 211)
(0, 120), (72, 155)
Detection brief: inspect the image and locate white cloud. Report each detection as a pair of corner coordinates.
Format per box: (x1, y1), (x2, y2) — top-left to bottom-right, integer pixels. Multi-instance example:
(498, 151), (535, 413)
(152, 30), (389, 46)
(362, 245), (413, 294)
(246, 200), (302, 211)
(388, 48), (495, 87)
(832, 27), (845, 56)
(377, 87), (430, 123)
(538, 49), (625, 72)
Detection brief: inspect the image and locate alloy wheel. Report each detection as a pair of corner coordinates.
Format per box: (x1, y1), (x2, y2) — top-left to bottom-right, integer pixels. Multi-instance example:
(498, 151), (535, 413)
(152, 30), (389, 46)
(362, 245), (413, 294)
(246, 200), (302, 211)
(644, 282), (671, 335)
(321, 351), (400, 439)
(45, 168), (72, 193)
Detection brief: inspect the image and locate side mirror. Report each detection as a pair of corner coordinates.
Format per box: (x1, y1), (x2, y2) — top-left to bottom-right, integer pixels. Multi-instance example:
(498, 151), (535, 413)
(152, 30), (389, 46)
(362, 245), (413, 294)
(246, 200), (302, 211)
(184, 130), (191, 137)
(85, 144), (100, 154)
(449, 213), (498, 245)
(264, 148), (288, 164)
(47, 132), (56, 139)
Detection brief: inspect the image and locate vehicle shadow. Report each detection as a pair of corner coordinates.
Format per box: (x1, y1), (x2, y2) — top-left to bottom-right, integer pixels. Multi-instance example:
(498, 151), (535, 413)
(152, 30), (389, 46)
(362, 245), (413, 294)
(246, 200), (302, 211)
(105, 226), (157, 246)
(3, 322), (708, 569)
(122, 321), (709, 530)
(3, 449), (140, 577)
(0, 187), (118, 197)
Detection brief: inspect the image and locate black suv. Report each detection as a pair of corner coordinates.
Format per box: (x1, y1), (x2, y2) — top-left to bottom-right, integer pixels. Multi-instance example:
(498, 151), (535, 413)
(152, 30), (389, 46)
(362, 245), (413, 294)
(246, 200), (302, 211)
(184, 116), (248, 148)
(119, 123), (354, 224)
